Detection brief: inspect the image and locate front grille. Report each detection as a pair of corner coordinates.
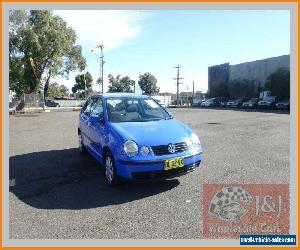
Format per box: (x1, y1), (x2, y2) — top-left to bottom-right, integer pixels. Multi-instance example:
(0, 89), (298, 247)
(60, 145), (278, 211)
(151, 142), (188, 156)
(132, 160), (201, 180)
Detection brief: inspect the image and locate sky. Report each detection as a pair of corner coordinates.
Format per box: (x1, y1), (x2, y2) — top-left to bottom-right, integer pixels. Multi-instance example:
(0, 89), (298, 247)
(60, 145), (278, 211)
(53, 10), (290, 94)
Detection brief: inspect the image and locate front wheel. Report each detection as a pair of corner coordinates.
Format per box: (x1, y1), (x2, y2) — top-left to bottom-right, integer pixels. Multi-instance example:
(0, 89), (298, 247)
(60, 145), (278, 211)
(104, 151), (120, 186)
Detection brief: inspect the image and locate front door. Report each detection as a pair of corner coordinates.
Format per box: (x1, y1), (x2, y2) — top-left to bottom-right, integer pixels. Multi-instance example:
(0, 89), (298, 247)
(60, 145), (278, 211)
(87, 97), (106, 162)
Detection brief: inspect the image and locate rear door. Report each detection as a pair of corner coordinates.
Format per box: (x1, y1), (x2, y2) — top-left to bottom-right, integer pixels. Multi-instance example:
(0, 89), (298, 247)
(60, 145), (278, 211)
(79, 97), (93, 149)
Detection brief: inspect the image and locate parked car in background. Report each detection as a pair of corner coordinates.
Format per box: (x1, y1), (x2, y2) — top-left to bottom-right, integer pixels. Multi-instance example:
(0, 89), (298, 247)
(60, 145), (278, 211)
(45, 99), (60, 107)
(242, 98), (259, 108)
(218, 97), (229, 107)
(226, 98), (248, 108)
(276, 98), (290, 110)
(257, 96), (279, 109)
(192, 99), (205, 107)
(78, 93), (203, 186)
(201, 98), (220, 107)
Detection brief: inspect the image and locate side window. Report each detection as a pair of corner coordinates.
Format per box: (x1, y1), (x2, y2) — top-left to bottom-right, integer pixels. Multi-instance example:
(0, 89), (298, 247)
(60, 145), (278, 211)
(83, 98), (92, 115)
(90, 97), (103, 116)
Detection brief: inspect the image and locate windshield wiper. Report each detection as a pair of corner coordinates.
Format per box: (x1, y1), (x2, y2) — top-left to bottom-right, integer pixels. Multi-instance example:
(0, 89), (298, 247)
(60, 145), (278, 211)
(165, 116), (173, 120)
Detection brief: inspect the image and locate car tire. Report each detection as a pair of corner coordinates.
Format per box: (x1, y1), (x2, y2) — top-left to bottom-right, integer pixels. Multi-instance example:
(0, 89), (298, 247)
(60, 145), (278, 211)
(104, 151), (120, 186)
(78, 133), (86, 153)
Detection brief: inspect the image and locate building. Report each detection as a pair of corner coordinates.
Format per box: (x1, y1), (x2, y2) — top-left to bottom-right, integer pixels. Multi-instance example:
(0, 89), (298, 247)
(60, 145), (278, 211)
(208, 55), (290, 96)
(158, 92), (177, 103)
(194, 91), (206, 100)
(179, 91), (193, 99)
(152, 95), (172, 107)
(9, 90), (15, 103)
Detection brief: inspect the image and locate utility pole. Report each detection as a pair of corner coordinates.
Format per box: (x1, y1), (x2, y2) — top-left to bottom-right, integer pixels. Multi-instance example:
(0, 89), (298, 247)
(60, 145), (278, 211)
(173, 65), (183, 107)
(92, 44), (105, 93)
(186, 85), (189, 103)
(192, 80), (195, 99)
(83, 68), (86, 98)
(96, 44), (105, 93)
(135, 72), (140, 94)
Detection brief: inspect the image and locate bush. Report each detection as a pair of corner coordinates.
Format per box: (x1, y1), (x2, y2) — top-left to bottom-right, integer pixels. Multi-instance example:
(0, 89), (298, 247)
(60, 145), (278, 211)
(265, 68), (290, 99)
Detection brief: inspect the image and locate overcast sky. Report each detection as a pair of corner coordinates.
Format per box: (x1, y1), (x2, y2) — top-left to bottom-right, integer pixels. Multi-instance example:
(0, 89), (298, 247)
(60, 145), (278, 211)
(53, 10), (290, 94)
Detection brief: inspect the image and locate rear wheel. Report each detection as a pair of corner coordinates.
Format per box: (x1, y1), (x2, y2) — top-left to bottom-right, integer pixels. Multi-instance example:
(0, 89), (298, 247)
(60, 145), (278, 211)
(104, 151), (120, 186)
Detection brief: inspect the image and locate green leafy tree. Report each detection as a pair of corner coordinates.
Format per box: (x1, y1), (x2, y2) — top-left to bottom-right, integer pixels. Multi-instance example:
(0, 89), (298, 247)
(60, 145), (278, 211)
(138, 73), (159, 95)
(9, 10), (30, 97)
(108, 74), (135, 93)
(9, 10), (86, 98)
(48, 83), (69, 98)
(265, 68), (290, 99)
(72, 71), (93, 98)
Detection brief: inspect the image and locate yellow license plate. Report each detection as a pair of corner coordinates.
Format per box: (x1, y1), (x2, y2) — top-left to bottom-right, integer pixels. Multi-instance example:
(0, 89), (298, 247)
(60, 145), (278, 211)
(164, 158), (184, 170)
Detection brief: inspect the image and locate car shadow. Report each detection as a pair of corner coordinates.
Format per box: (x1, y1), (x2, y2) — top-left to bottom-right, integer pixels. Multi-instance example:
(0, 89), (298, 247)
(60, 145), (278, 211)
(9, 148), (179, 210)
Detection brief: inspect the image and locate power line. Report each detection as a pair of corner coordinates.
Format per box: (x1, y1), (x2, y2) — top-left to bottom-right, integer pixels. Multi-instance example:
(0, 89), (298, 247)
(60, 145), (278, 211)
(173, 65), (183, 107)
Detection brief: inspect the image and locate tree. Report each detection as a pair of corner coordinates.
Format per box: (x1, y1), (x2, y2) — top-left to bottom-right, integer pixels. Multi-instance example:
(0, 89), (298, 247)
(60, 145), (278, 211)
(265, 68), (290, 99)
(107, 74), (135, 93)
(48, 83), (69, 98)
(72, 72), (93, 98)
(9, 10), (86, 98)
(138, 73), (159, 95)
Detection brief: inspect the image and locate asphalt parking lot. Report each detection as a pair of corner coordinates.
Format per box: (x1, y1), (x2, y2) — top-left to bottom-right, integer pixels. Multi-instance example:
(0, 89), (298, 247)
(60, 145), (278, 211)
(9, 108), (290, 239)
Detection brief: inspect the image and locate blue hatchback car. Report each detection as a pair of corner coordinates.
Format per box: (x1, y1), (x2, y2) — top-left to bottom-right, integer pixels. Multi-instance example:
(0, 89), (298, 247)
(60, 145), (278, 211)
(78, 93), (203, 186)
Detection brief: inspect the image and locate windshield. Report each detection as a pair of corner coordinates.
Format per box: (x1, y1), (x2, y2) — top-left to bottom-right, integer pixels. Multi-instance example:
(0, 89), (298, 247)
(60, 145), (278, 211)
(106, 97), (171, 123)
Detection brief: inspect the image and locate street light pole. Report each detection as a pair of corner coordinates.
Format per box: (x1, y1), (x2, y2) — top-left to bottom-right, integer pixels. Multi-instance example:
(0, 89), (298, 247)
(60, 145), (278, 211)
(91, 44), (105, 94)
(96, 44), (105, 93)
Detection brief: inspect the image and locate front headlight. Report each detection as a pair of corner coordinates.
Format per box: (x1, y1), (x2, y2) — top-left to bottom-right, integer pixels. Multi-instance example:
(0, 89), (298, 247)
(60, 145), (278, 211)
(140, 146), (150, 156)
(124, 140), (138, 157)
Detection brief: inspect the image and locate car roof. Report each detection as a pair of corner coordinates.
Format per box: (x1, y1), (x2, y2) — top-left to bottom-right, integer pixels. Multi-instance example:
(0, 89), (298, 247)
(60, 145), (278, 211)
(91, 93), (150, 99)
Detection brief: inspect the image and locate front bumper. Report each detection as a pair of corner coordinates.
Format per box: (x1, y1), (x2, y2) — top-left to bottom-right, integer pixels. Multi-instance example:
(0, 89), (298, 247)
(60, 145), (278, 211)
(116, 152), (203, 180)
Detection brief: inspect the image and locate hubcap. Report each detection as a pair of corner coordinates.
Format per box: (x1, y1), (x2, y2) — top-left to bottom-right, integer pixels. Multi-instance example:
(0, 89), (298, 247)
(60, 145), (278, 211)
(105, 156), (114, 183)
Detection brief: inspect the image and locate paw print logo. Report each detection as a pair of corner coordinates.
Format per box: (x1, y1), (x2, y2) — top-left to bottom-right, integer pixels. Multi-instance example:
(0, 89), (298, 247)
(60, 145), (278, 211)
(208, 186), (253, 223)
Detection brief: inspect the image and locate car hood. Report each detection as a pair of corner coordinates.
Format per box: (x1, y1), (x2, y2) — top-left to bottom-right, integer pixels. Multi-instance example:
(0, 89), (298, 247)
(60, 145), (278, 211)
(110, 119), (192, 146)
